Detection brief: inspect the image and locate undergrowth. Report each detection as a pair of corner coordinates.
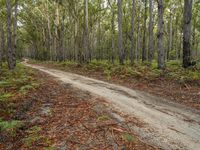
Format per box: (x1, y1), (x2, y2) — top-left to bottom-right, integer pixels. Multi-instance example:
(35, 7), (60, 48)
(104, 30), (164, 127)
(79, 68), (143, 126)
(0, 118), (23, 136)
(0, 63), (38, 137)
(30, 59), (200, 85)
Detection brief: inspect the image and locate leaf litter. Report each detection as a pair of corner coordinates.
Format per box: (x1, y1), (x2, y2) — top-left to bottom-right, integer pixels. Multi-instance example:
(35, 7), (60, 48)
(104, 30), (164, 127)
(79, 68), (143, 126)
(0, 71), (158, 150)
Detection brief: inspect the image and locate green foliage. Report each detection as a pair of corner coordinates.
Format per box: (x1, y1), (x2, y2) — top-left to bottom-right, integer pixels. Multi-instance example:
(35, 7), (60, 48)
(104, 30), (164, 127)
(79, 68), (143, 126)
(60, 61), (78, 67)
(30, 59), (200, 85)
(0, 81), (12, 88)
(122, 133), (135, 143)
(165, 60), (200, 83)
(169, 50), (177, 60)
(0, 118), (23, 135)
(0, 63), (38, 96)
(23, 126), (52, 148)
(0, 93), (13, 101)
(97, 115), (110, 121)
(23, 126), (42, 146)
(19, 84), (34, 94)
(0, 63), (38, 125)
(43, 147), (56, 150)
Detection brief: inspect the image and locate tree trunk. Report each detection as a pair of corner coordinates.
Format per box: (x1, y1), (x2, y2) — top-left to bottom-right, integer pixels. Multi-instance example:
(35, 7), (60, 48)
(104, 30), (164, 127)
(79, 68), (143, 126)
(117, 0), (124, 65)
(60, 11), (65, 61)
(192, 16), (196, 59)
(46, 0), (52, 60)
(130, 0), (135, 65)
(84, 0), (89, 63)
(183, 0), (193, 68)
(98, 0), (101, 61)
(157, 0), (165, 69)
(168, 11), (173, 60)
(142, 0), (147, 62)
(111, 11), (115, 64)
(0, 24), (3, 68)
(13, 0), (18, 66)
(148, 0), (154, 63)
(136, 5), (141, 61)
(6, 0), (15, 70)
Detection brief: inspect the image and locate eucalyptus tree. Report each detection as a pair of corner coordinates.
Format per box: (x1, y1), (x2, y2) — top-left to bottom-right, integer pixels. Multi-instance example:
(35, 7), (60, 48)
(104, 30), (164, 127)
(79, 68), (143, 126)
(84, 0), (89, 63)
(142, 0), (148, 62)
(0, 24), (3, 68)
(5, 0), (199, 70)
(108, 0), (116, 64)
(0, 0), (6, 67)
(157, 0), (165, 69)
(193, 0), (200, 59)
(148, 0), (154, 63)
(13, 0), (18, 67)
(117, 0), (124, 65)
(6, 0), (16, 70)
(130, 0), (135, 64)
(183, 0), (193, 68)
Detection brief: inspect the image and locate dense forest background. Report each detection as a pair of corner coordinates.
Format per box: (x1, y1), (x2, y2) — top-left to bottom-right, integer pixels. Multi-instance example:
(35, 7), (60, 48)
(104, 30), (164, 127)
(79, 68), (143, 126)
(0, 0), (200, 70)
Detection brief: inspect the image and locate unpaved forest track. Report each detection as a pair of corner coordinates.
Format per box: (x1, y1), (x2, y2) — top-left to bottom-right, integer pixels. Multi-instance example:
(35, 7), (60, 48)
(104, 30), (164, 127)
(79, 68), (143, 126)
(23, 62), (200, 150)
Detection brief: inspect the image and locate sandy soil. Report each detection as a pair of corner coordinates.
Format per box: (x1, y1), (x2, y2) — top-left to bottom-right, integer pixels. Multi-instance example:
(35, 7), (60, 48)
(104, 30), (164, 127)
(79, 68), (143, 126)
(23, 62), (200, 150)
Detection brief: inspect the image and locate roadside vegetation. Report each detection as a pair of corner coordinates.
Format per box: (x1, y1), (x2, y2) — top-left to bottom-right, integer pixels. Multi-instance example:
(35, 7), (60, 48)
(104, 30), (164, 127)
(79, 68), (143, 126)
(30, 59), (200, 110)
(0, 63), (37, 115)
(0, 63), (40, 148)
(30, 60), (200, 85)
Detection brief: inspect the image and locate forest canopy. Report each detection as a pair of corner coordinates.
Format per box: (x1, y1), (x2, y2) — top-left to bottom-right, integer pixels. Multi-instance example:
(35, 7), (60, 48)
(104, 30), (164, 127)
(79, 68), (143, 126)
(0, 0), (200, 69)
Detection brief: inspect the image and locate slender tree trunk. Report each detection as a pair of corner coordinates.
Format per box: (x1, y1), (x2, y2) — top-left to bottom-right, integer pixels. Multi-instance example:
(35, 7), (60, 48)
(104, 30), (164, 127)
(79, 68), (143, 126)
(46, 0), (52, 60)
(175, 15), (178, 59)
(192, 16), (196, 58)
(0, 24), (3, 68)
(136, 23), (140, 61)
(117, 0), (124, 65)
(60, 11), (65, 61)
(6, 0), (15, 70)
(108, 0), (115, 64)
(168, 11), (173, 60)
(13, 0), (18, 66)
(98, 0), (101, 61)
(84, 0), (89, 63)
(136, 5), (141, 61)
(1, 26), (5, 62)
(157, 0), (165, 69)
(142, 0), (147, 62)
(183, 0), (193, 68)
(74, 20), (77, 62)
(148, 0), (154, 63)
(196, 41), (199, 59)
(111, 11), (115, 64)
(130, 0), (135, 65)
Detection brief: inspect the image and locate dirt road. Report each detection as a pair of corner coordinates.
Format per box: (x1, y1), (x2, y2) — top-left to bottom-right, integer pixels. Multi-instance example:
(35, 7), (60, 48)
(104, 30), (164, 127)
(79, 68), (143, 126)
(24, 62), (200, 150)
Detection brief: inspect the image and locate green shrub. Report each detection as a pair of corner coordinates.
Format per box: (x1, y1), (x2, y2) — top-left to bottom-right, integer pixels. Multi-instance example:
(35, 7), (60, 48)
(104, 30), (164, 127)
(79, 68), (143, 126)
(0, 118), (23, 135)
(0, 93), (13, 101)
(23, 126), (42, 146)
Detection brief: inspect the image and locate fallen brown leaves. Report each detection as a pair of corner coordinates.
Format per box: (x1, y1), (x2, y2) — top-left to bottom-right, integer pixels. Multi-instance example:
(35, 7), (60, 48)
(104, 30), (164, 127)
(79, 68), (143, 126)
(0, 71), (157, 150)
(37, 63), (200, 110)
(40, 81), (155, 150)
